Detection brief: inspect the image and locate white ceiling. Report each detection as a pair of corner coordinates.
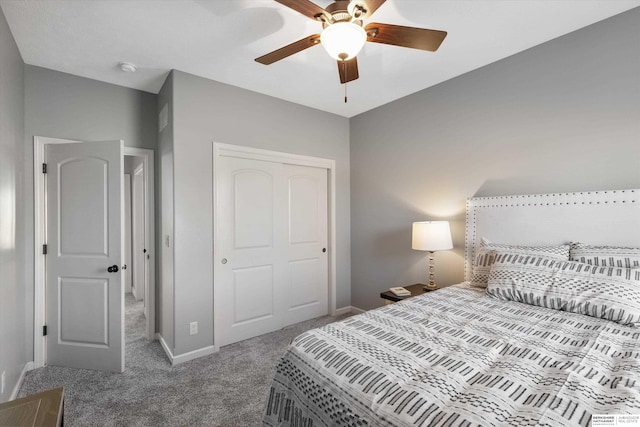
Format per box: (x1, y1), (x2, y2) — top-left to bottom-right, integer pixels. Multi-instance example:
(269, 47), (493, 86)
(2, 0), (639, 117)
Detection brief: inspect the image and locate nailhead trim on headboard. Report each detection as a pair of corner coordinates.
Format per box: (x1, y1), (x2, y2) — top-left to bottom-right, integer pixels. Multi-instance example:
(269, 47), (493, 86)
(464, 189), (639, 281)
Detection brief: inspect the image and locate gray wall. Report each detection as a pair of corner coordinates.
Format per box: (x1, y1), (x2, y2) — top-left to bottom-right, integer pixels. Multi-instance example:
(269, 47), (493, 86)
(157, 71), (175, 348)
(25, 66), (157, 150)
(350, 8), (640, 310)
(164, 70), (350, 356)
(0, 6), (26, 402)
(23, 66), (160, 349)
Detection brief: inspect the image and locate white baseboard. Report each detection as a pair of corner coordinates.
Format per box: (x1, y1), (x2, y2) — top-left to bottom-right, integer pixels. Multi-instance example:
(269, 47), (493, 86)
(172, 345), (216, 365)
(157, 334), (217, 366)
(157, 333), (174, 363)
(334, 306), (366, 316)
(350, 306), (366, 315)
(10, 361), (35, 400)
(333, 306), (351, 316)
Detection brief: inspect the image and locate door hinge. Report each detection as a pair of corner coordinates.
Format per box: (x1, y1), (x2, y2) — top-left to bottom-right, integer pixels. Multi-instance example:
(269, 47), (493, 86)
(43, 325), (47, 336)
(42, 163), (47, 174)
(42, 244), (48, 255)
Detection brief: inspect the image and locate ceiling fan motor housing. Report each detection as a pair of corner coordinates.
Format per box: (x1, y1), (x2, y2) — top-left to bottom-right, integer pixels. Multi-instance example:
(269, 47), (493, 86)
(320, 1), (365, 27)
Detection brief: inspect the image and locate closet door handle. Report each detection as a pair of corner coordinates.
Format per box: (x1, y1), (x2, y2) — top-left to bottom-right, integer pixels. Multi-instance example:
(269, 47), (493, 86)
(322, 248), (326, 253)
(221, 258), (228, 264)
(107, 265), (119, 273)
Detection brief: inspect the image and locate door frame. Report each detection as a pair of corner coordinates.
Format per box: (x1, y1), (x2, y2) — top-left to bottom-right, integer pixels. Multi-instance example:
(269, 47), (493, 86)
(124, 173), (132, 294)
(125, 150), (155, 332)
(131, 162), (145, 301)
(212, 142), (337, 349)
(33, 136), (156, 368)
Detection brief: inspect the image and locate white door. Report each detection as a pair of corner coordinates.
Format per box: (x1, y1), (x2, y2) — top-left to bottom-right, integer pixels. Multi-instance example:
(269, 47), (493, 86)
(132, 165), (145, 302)
(283, 164), (328, 325)
(217, 157), (287, 345)
(216, 156), (328, 346)
(45, 140), (124, 372)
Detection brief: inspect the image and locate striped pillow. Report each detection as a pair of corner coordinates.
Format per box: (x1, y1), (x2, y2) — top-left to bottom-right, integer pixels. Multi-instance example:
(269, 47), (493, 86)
(570, 243), (640, 268)
(470, 238), (570, 288)
(487, 252), (640, 327)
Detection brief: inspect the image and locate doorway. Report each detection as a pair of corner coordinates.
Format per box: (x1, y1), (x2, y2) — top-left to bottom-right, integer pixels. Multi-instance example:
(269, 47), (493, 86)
(33, 137), (155, 370)
(124, 156), (150, 342)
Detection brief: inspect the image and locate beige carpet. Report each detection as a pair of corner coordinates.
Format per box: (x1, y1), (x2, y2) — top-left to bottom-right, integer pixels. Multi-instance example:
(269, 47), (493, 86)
(18, 294), (351, 426)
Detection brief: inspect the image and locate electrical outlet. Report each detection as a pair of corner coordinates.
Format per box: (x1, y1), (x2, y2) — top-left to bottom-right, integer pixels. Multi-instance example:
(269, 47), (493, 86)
(1, 371), (5, 394)
(189, 321), (198, 335)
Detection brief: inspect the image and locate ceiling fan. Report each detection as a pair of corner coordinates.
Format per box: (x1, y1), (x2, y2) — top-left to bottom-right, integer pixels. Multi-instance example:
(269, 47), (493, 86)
(255, 0), (447, 88)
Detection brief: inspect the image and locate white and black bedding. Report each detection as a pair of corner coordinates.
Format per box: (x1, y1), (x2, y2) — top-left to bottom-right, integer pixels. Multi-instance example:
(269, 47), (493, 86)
(262, 284), (640, 426)
(263, 190), (640, 426)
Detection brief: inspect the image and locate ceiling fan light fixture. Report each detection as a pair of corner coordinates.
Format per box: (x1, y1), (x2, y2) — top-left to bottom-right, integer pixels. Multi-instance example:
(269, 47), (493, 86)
(320, 22), (367, 61)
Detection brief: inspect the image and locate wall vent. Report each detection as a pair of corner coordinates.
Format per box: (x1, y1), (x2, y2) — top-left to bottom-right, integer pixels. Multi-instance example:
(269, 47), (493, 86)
(159, 103), (168, 132)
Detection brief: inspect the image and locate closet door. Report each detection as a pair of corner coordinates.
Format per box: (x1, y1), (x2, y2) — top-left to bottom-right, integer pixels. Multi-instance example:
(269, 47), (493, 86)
(216, 156), (329, 347)
(283, 164), (328, 326)
(216, 156), (287, 346)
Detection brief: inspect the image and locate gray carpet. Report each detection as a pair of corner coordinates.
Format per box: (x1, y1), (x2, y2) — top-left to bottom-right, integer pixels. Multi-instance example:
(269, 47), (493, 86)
(18, 293), (350, 426)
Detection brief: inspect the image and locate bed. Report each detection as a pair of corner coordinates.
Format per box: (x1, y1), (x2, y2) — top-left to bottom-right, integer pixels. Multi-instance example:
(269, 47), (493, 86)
(262, 189), (640, 426)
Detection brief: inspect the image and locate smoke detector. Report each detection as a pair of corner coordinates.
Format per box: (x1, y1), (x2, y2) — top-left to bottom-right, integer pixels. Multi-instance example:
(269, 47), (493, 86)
(119, 62), (137, 73)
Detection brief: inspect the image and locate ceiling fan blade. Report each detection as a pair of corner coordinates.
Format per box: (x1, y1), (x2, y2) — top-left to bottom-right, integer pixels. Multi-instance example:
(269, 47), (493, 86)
(362, 0), (386, 18)
(274, 0), (328, 20)
(337, 57), (359, 84)
(255, 35), (321, 65)
(365, 23), (447, 52)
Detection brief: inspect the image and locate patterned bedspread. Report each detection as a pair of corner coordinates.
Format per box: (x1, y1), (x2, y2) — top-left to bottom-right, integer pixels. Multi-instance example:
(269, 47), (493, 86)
(262, 285), (640, 426)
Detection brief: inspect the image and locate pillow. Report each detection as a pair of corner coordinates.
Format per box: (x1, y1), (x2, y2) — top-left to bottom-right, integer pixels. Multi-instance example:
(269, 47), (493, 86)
(570, 242), (640, 268)
(486, 252), (640, 327)
(470, 238), (570, 288)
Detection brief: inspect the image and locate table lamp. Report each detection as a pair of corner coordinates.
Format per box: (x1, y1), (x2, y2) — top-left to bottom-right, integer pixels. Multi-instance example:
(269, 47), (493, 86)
(412, 221), (453, 290)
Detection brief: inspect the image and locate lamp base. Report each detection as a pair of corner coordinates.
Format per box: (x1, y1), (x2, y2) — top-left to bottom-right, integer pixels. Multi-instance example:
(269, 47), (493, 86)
(423, 283), (439, 291)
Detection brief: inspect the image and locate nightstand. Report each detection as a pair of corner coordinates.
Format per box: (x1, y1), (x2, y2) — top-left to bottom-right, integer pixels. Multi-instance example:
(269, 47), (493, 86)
(380, 283), (436, 304)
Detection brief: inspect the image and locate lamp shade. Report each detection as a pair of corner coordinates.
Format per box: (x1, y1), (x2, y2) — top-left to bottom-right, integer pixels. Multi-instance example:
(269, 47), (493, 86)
(320, 22), (367, 61)
(412, 221), (453, 251)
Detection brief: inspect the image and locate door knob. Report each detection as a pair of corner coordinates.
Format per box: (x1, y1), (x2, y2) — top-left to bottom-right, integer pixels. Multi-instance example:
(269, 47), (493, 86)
(107, 265), (119, 273)
(322, 248), (327, 253)
(221, 258), (228, 264)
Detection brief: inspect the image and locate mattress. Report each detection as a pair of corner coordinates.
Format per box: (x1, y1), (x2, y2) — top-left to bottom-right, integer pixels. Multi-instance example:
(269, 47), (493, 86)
(262, 285), (640, 426)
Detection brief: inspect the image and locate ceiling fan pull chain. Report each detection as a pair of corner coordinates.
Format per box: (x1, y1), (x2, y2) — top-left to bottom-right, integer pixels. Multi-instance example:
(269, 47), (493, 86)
(343, 59), (348, 103)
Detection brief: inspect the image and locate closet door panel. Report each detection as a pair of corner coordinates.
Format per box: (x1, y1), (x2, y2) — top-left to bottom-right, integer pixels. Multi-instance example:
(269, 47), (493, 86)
(283, 164), (328, 325)
(216, 156), (285, 346)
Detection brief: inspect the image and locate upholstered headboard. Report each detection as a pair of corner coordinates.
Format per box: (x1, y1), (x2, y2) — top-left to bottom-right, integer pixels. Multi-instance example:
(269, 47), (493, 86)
(464, 189), (640, 281)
